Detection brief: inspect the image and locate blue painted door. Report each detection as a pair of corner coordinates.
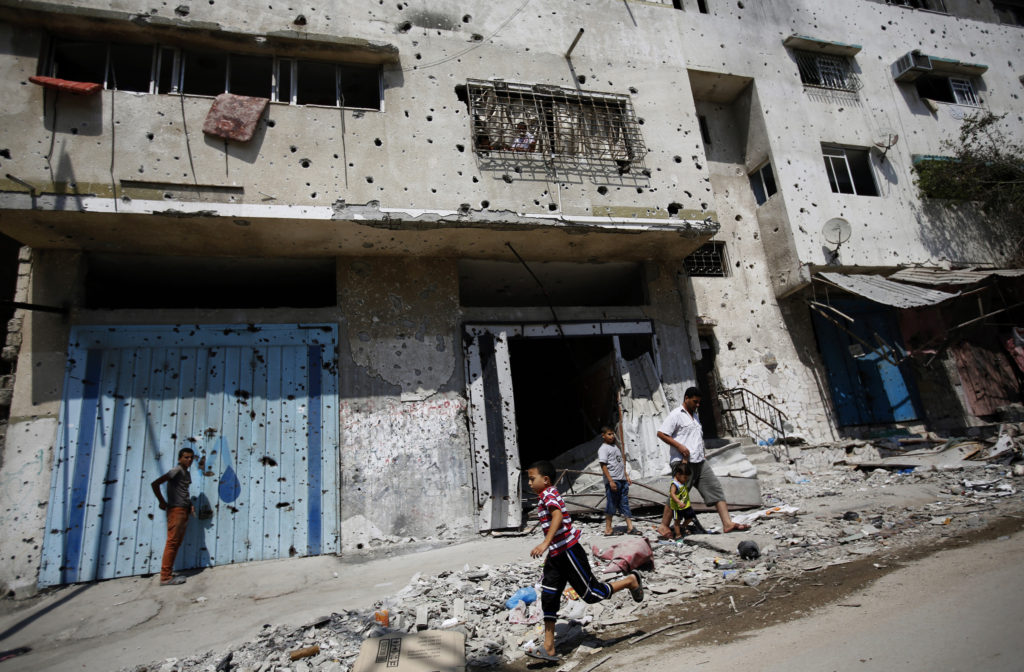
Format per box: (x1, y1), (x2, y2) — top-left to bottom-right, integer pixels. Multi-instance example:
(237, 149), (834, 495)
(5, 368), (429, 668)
(811, 300), (920, 426)
(40, 324), (339, 587)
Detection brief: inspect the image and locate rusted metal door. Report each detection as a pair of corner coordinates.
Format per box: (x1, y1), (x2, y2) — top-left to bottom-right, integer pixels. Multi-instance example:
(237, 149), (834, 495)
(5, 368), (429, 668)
(39, 324), (339, 587)
(464, 325), (523, 531)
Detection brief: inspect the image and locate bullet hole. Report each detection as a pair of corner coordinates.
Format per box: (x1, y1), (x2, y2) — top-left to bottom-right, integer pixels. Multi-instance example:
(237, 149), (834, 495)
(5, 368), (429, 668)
(404, 110), (410, 117)
(148, 513), (154, 520)
(462, 13), (471, 22)
(267, 120), (275, 127)
(674, 155), (682, 163)
(366, 176), (374, 183)
(289, 145), (297, 153)
(0, 149), (9, 159)
(398, 21), (412, 32)
(737, 1), (744, 7)
(289, 546), (297, 557)
(174, 4), (190, 16)
(374, 137), (382, 146)
(456, 143), (465, 152)
(472, 176), (479, 183)
(70, 127), (78, 135)
(259, 456), (278, 466)
(629, 86), (638, 94)
(735, 214), (743, 221)
(431, 187), (437, 193)
(502, 174), (513, 183)
(577, 75), (586, 84)
(227, 505), (239, 514)
(638, 118), (645, 125)
(310, 192), (317, 198)
(426, 115), (433, 121)
(145, 132), (154, 141)
(636, 187), (643, 193)
(276, 502), (291, 508)
(667, 202), (682, 216)
(356, 543), (364, 550)
(727, 341), (736, 350)
(597, 186), (608, 195)
(548, 203), (557, 211)
(471, 33), (483, 41)
(293, 14), (306, 25)
(481, 200), (490, 208)
(415, 53), (422, 60)
(299, 158), (311, 168)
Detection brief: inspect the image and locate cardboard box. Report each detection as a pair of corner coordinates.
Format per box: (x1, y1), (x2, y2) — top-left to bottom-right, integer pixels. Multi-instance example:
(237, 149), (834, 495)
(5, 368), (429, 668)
(353, 630), (466, 672)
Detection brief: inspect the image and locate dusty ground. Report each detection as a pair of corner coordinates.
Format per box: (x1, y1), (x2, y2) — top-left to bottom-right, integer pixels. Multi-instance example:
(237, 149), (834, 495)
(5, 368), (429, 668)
(493, 513), (1024, 671)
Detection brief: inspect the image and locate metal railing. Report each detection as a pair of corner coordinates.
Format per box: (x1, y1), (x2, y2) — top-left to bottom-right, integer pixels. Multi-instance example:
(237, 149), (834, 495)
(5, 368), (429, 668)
(719, 386), (788, 447)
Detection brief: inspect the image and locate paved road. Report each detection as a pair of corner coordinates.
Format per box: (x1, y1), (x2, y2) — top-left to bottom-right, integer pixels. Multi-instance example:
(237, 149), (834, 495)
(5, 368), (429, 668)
(609, 529), (1024, 672)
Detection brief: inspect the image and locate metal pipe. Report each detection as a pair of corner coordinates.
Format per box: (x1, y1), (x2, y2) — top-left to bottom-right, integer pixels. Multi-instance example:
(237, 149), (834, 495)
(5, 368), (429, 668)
(565, 28), (585, 58)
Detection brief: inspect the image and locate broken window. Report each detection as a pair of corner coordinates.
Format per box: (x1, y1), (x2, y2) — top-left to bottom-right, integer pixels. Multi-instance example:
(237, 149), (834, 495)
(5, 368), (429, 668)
(748, 161), (777, 205)
(44, 35), (382, 110)
(684, 241), (728, 277)
(181, 50), (227, 96)
(885, 0), (945, 10)
(915, 75), (980, 106)
(464, 79), (646, 166)
(794, 51), (860, 93)
(229, 54), (273, 99)
(822, 145), (879, 196)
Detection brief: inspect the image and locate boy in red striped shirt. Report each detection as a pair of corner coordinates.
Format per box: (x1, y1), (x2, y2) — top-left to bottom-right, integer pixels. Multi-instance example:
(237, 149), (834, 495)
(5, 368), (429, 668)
(526, 460), (643, 662)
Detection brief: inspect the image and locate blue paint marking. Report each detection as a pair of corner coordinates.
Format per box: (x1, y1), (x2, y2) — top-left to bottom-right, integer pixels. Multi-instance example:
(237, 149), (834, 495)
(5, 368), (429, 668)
(62, 350), (104, 584)
(219, 463), (242, 503)
(306, 345), (323, 555)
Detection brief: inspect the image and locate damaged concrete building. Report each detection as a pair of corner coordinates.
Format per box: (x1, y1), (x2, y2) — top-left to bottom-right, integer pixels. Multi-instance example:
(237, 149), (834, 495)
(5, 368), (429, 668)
(0, 0), (1020, 596)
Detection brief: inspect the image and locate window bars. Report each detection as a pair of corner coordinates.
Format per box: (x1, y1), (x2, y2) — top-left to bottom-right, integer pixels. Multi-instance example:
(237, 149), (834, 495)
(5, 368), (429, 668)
(795, 52), (862, 93)
(684, 241), (728, 277)
(465, 79), (647, 171)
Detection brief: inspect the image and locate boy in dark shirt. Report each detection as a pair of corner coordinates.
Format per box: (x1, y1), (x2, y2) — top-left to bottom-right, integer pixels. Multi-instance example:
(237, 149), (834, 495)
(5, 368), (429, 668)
(151, 447), (195, 586)
(526, 460), (643, 662)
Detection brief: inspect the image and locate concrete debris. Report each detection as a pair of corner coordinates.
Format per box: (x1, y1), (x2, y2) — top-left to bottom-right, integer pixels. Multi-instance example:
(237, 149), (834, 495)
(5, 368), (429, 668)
(119, 438), (1024, 672)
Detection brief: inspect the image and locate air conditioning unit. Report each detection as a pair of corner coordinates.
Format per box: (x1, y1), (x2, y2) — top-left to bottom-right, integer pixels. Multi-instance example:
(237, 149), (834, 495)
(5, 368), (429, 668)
(892, 51), (933, 82)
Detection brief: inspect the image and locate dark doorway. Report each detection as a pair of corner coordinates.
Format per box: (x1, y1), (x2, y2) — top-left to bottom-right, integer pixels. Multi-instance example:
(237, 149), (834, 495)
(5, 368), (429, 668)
(694, 331), (721, 438)
(509, 335), (619, 467)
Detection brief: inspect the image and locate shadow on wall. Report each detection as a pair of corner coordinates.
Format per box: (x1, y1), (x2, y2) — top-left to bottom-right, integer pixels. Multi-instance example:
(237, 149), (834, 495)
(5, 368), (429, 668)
(913, 200), (1021, 266)
(776, 294), (840, 440)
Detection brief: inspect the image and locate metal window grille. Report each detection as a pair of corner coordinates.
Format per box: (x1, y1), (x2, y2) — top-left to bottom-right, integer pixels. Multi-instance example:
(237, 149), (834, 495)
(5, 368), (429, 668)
(795, 52), (861, 93)
(949, 78), (979, 106)
(684, 241), (728, 277)
(465, 79), (647, 169)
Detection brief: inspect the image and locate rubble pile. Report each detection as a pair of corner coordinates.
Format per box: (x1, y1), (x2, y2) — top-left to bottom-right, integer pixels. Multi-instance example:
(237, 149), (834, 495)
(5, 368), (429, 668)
(122, 430), (1024, 672)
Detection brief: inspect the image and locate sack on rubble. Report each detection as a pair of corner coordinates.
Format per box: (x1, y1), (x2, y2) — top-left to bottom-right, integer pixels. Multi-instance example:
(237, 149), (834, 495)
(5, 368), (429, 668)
(508, 600), (542, 624)
(592, 536), (654, 574)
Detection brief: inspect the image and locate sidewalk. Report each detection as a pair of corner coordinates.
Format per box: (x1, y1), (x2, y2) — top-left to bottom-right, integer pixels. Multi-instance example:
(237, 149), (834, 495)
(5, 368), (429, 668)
(0, 535), (535, 672)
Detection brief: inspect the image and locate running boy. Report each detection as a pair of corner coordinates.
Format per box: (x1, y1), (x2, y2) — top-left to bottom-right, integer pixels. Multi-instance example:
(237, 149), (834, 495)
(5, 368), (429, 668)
(598, 426), (634, 536)
(527, 460), (643, 662)
(669, 462), (707, 538)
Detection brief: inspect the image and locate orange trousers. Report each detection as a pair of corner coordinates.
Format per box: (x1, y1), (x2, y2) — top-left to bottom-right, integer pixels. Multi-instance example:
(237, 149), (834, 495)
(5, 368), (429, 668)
(161, 507), (189, 581)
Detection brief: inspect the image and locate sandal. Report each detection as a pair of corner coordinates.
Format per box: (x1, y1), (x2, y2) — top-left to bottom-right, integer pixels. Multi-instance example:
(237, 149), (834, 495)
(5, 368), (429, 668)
(629, 570), (644, 603)
(524, 646), (561, 663)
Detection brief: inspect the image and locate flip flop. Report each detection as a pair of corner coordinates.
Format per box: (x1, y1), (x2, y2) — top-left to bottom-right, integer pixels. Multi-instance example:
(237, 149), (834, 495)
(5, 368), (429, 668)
(629, 570), (644, 603)
(724, 523), (750, 533)
(524, 647), (561, 663)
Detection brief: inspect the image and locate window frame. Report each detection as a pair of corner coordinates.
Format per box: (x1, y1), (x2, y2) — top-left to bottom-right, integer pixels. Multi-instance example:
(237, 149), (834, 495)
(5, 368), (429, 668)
(822, 145), (879, 197)
(46, 36), (382, 110)
(749, 161), (778, 205)
(794, 50), (860, 93)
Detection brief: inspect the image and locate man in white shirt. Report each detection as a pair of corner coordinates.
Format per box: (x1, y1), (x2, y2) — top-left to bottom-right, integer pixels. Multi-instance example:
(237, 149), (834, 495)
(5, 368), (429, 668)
(654, 387), (750, 536)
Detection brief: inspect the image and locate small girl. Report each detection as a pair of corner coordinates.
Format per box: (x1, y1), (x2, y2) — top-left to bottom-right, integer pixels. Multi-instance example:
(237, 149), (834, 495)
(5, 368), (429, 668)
(669, 462), (707, 538)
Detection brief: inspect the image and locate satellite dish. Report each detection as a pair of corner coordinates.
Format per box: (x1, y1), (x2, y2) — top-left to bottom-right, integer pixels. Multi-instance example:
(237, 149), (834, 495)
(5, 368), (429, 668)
(822, 218), (852, 247)
(872, 129), (900, 161)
